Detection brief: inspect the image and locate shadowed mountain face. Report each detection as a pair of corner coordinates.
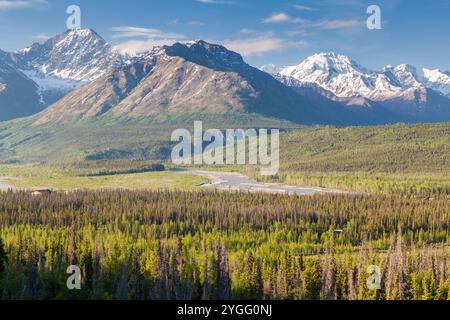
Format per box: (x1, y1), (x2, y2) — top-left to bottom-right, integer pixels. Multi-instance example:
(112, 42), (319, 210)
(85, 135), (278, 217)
(0, 57), (42, 121)
(34, 41), (333, 125)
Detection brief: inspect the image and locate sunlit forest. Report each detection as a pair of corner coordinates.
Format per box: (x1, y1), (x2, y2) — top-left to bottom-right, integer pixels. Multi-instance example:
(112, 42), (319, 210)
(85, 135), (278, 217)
(0, 190), (449, 300)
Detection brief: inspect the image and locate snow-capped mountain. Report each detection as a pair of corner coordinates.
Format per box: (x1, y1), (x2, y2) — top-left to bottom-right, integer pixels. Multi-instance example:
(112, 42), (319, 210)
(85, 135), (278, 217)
(0, 29), (125, 120)
(16, 29), (122, 82)
(279, 53), (408, 101)
(422, 68), (450, 98)
(276, 53), (450, 102)
(269, 52), (450, 121)
(384, 64), (423, 88)
(34, 40), (327, 125)
(11, 28), (123, 106)
(1, 27), (450, 125)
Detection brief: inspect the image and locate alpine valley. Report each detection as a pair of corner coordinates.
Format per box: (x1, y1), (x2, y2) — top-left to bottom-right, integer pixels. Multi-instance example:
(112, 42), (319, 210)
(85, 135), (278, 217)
(0, 28), (450, 163)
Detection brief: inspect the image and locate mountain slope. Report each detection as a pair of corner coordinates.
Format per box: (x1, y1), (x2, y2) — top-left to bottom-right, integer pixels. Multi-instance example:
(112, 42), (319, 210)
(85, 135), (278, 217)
(34, 41), (329, 125)
(0, 55), (42, 121)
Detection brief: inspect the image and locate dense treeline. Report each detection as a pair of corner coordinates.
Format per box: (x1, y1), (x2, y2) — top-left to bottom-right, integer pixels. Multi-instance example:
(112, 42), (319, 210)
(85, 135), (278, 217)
(0, 190), (449, 300)
(84, 164), (165, 177)
(280, 124), (450, 175)
(258, 123), (450, 195)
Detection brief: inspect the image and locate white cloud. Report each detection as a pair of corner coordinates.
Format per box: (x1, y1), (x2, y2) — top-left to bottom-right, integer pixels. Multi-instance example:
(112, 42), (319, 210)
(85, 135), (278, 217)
(293, 5), (314, 11)
(0, 0), (47, 10)
(111, 26), (185, 55)
(312, 19), (363, 29)
(263, 13), (292, 24)
(114, 39), (181, 55)
(111, 27), (183, 40)
(262, 12), (364, 30)
(224, 35), (309, 57)
(32, 33), (50, 41)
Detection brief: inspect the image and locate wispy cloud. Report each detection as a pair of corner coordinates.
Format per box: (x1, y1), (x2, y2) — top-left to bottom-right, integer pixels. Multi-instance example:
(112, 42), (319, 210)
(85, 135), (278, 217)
(263, 13), (293, 24)
(0, 0), (47, 10)
(262, 12), (364, 30)
(224, 34), (309, 57)
(293, 4), (314, 11)
(31, 33), (50, 41)
(188, 21), (205, 26)
(195, 0), (235, 4)
(168, 19), (205, 27)
(111, 26), (185, 55)
(312, 19), (363, 30)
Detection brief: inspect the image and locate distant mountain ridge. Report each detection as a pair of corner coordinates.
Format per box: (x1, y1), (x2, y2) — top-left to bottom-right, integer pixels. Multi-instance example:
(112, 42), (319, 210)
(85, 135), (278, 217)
(1, 28), (450, 124)
(267, 52), (450, 122)
(269, 53), (450, 99)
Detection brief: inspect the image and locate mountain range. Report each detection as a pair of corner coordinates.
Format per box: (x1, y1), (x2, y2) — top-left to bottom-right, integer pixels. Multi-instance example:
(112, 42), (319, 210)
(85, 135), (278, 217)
(1, 28), (450, 125)
(264, 53), (450, 122)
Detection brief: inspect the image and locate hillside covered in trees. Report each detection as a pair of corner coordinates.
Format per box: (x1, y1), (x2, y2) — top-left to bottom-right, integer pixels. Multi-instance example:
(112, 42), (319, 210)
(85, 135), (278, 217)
(0, 190), (449, 300)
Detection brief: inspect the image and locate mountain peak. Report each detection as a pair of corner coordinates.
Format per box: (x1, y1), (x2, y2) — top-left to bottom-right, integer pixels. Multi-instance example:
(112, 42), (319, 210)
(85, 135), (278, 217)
(393, 64), (420, 76)
(59, 28), (106, 44)
(384, 64), (423, 88)
(51, 28), (107, 49)
(422, 68), (450, 97)
(423, 68), (450, 78)
(280, 53), (406, 100)
(160, 40), (246, 72)
(315, 52), (349, 59)
(64, 28), (101, 37)
(281, 52), (369, 80)
(15, 28), (120, 82)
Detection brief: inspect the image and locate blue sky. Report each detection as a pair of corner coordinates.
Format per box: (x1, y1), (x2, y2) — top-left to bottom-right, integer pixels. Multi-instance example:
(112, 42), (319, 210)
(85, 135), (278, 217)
(0, 0), (449, 71)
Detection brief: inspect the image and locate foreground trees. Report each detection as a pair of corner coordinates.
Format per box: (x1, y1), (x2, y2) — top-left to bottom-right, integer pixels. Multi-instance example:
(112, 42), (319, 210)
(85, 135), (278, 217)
(0, 190), (449, 300)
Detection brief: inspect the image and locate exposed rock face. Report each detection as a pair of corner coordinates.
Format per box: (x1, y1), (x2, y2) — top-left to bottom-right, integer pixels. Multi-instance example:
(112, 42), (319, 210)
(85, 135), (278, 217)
(35, 41), (324, 125)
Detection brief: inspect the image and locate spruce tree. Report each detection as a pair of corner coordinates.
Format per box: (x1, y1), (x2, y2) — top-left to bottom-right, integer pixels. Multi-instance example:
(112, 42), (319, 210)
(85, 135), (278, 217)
(0, 237), (6, 275)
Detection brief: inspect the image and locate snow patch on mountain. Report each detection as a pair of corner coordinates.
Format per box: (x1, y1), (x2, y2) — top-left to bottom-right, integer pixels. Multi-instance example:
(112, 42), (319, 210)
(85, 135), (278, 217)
(422, 68), (450, 97)
(384, 64), (423, 88)
(21, 70), (82, 92)
(279, 52), (407, 100)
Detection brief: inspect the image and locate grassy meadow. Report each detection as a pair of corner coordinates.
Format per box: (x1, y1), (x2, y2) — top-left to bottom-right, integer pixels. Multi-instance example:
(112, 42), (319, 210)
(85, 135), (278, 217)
(0, 162), (206, 191)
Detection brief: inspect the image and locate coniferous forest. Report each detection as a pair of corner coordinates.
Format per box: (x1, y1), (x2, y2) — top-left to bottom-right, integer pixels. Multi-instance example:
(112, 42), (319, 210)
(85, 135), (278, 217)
(0, 190), (449, 300)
